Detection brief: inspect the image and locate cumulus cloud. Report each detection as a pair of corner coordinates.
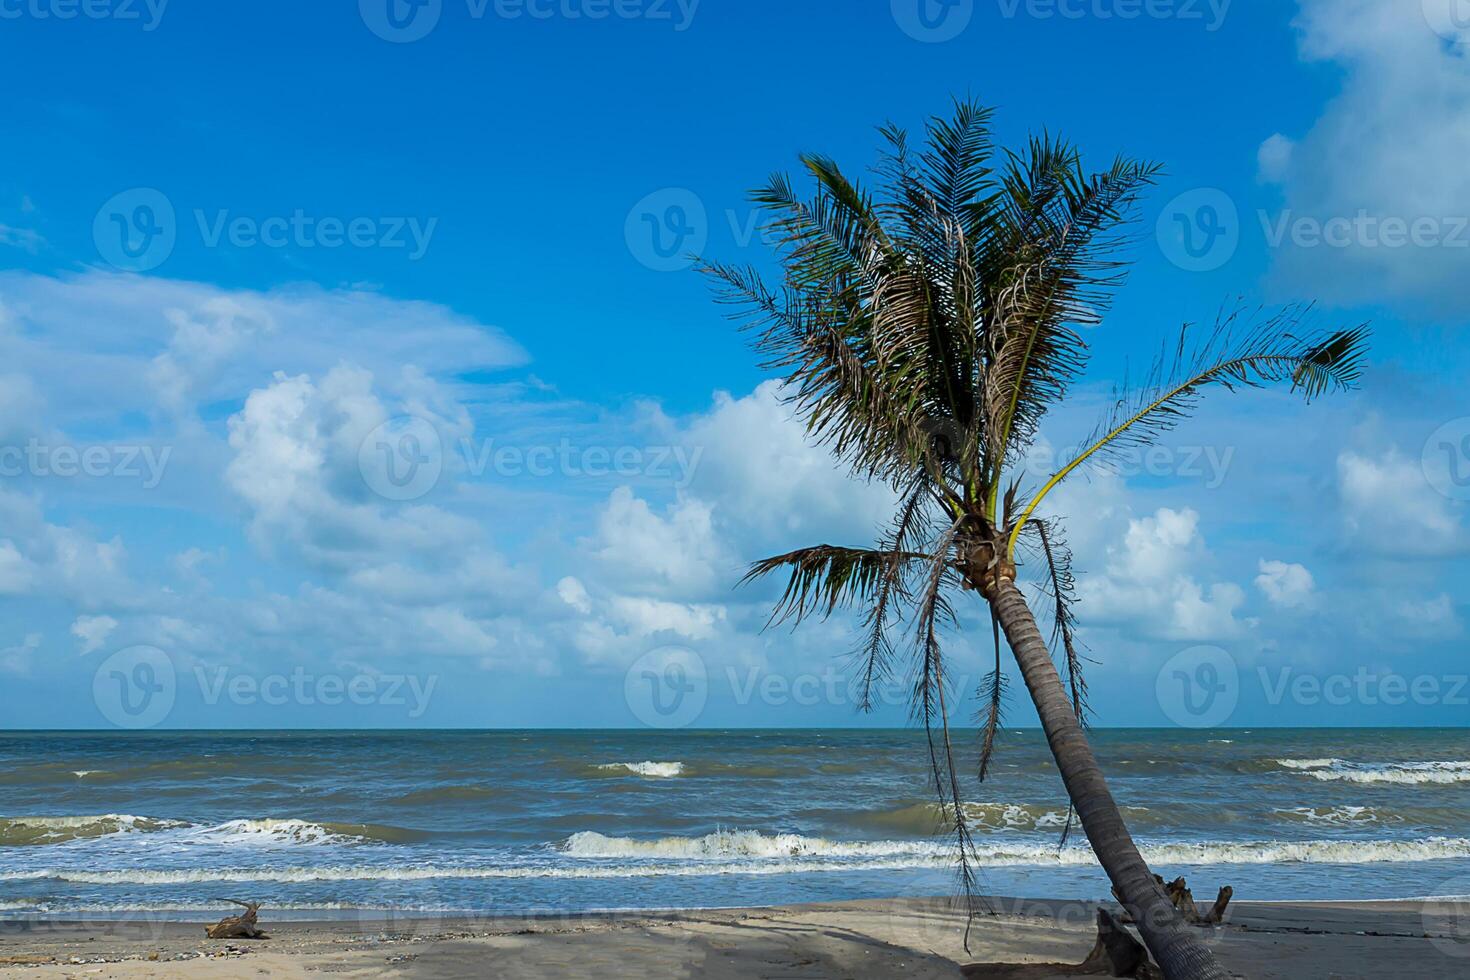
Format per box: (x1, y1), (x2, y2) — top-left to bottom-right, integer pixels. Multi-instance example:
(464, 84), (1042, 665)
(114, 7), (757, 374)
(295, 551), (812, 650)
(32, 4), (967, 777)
(1076, 508), (1248, 641)
(0, 271), (526, 427)
(1255, 560), (1316, 609)
(0, 488), (135, 609)
(1264, 0), (1470, 309)
(70, 614), (118, 654)
(0, 632), (41, 674)
(1338, 449), (1467, 556)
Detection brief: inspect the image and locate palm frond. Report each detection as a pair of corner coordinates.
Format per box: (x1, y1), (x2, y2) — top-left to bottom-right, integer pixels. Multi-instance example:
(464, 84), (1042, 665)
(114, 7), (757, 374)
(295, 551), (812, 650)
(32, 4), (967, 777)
(976, 611), (1007, 781)
(1008, 305), (1370, 554)
(1035, 519), (1089, 725)
(741, 544), (932, 629)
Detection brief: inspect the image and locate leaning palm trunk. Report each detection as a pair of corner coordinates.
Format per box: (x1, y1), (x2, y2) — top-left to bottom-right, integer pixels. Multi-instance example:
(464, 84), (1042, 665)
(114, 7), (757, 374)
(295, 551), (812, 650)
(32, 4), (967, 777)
(987, 577), (1230, 980)
(704, 98), (1366, 980)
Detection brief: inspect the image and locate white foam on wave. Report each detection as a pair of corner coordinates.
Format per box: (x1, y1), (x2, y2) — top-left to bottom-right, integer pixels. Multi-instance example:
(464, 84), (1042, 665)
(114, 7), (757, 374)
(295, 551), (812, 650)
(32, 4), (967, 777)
(11, 833), (1470, 886)
(0, 814), (188, 845)
(563, 829), (947, 860)
(2, 815), (414, 848)
(1273, 806), (1386, 826)
(1277, 759), (1470, 785)
(595, 762), (685, 778)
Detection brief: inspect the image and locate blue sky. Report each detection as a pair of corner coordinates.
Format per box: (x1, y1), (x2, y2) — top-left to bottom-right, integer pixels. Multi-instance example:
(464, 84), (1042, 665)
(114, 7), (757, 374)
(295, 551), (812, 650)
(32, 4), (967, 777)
(0, 0), (1467, 729)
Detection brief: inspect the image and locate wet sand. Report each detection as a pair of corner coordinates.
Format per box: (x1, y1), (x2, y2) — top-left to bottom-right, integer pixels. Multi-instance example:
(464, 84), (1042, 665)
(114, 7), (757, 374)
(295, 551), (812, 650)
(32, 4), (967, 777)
(0, 896), (1464, 978)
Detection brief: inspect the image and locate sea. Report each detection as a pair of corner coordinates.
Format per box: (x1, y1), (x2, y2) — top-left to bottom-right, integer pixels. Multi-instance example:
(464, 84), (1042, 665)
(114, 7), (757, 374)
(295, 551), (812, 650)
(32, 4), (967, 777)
(2, 728), (1469, 920)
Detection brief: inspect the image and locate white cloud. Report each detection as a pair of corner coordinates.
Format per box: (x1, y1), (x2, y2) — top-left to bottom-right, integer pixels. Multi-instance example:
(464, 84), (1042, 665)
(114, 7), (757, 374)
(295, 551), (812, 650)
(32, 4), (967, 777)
(1265, 0), (1470, 308)
(589, 487), (733, 600)
(70, 614), (118, 654)
(0, 489), (135, 608)
(557, 576), (592, 614)
(1077, 508), (1248, 641)
(1257, 133), (1295, 184)
(0, 271), (526, 427)
(0, 632), (42, 675)
(1255, 560), (1316, 609)
(1338, 449), (1466, 556)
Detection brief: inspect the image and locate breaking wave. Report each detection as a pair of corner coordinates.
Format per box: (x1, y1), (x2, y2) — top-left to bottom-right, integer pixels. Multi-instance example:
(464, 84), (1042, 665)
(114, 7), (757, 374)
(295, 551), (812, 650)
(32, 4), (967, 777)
(593, 762), (686, 778)
(10, 833), (1470, 886)
(1275, 759), (1470, 785)
(0, 815), (425, 847)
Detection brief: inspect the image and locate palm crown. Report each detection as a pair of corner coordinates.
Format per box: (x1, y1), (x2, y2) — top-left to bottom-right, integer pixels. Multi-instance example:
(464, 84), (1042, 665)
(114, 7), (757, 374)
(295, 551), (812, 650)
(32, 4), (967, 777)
(699, 98), (1368, 906)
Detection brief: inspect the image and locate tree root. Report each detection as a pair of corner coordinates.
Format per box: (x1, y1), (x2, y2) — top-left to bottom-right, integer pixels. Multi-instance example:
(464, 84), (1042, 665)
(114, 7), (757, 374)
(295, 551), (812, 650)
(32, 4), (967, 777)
(1112, 876), (1233, 926)
(204, 899), (267, 939)
(962, 909), (1162, 979)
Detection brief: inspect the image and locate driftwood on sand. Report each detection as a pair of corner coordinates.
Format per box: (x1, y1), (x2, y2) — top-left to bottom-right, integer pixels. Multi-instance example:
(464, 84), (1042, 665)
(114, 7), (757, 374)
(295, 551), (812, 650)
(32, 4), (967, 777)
(204, 899), (267, 939)
(1113, 875), (1233, 926)
(962, 909), (1163, 979)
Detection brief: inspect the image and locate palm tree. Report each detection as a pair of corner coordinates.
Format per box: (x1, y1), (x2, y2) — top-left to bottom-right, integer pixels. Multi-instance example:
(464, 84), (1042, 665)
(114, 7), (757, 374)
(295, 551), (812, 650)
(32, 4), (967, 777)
(699, 99), (1367, 980)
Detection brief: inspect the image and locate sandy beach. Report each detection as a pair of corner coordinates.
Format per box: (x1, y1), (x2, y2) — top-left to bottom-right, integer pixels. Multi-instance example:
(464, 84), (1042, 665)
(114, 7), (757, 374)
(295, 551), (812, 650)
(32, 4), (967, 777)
(1, 896), (1463, 979)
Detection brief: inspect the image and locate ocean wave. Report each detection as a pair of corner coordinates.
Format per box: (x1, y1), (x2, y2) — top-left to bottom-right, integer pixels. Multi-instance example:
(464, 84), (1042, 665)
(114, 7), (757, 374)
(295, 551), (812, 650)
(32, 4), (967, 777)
(196, 818), (426, 845)
(1276, 759), (1470, 785)
(1273, 806), (1390, 826)
(0, 815), (424, 848)
(11, 834), (1470, 886)
(0, 815), (188, 846)
(561, 828), (1470, 868)
(593, 762), (685, 778)
(562, 829), (947, 860)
